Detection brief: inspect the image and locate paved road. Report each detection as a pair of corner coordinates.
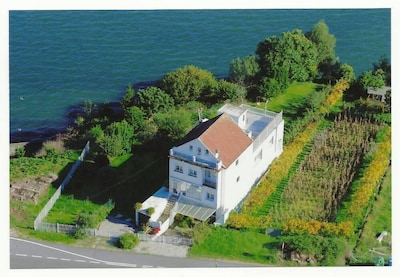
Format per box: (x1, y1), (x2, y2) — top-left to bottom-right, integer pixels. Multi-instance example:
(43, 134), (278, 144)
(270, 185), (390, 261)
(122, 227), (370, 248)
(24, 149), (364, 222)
(10, 237), (262, 269)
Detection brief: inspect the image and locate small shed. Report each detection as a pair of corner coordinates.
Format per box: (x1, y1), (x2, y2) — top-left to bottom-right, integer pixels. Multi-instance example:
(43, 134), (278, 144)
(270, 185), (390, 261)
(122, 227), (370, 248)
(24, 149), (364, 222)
(367, 86), (391, 103)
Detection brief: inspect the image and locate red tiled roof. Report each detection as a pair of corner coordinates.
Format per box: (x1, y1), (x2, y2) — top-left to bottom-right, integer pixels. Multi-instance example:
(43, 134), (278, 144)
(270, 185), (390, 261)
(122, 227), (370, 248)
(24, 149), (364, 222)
(176, 113), (252, 168)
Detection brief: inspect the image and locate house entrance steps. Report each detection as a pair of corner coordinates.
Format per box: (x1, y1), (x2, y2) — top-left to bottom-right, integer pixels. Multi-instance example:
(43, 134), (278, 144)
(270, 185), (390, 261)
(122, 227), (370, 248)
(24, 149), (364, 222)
(157, 194), (178, 223)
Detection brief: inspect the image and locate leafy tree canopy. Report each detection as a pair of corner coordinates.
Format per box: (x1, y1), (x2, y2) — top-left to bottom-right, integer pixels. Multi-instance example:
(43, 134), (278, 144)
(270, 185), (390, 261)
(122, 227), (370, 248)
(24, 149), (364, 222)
(97, 120), (135, 157)
(256, 29), (318, 91)
(159, 65), (218, 104)
(153, 109), (192, 142)
(229, 55), (260, 87)
(360, 69), (386, 90)
(373, 56), (391, 86)
(123, 105), (145, 132)
(211, 79), (247, 102)
(121, 83), (136, 110)
(339, 63), (356, 83)
(306, 20), (336, 65)
(135, 86), (174, 117)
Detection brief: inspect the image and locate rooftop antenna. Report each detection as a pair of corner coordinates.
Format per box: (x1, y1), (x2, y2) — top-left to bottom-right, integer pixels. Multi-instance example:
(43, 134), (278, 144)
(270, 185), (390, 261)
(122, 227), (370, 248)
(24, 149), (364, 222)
(198, 108), (203, 123)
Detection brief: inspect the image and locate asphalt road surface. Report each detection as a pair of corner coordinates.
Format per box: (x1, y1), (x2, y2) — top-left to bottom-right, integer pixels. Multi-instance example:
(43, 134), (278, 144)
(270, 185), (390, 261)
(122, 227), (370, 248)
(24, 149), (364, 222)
(10, 237), (263, 269)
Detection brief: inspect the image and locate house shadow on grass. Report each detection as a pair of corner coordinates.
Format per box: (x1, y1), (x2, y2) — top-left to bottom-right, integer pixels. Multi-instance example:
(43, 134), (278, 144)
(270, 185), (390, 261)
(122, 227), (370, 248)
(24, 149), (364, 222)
(59, 149), (169, 216)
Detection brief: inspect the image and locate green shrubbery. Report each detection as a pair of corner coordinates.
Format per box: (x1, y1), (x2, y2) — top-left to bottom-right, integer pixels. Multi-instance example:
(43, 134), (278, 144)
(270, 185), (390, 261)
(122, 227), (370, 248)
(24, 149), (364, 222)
(76, 199), (115, 229)
(10, 149), (78, 182)
(118, 233), (139, 249)
(282, 234), (348, 265)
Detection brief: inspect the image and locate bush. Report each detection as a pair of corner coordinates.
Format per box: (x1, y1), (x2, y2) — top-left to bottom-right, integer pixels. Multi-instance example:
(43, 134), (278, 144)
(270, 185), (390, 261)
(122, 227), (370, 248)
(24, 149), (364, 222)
(192, 222), (212, 244)
(72, 226), (87, 239)
(147, 207), (155, 216)
(14, 147), (25, 158)
(283, 234), (348, 265)
(118, 233), (139, 249)
(76, 199), (115, 229)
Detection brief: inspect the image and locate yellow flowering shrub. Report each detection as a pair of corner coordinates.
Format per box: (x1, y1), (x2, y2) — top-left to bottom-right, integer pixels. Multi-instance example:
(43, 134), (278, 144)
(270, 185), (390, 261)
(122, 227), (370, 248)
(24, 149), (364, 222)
(226, 212), (271, 230)
(319, 78), (349, 114)
(283, 218), (353, 238)
(347, 127), (391, 220)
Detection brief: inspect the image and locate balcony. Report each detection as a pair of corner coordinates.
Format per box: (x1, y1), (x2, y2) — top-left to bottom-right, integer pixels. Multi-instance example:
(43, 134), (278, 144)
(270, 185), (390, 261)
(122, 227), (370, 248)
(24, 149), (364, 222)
(203, 180), (217, 189)
(170, 149), (222, 170)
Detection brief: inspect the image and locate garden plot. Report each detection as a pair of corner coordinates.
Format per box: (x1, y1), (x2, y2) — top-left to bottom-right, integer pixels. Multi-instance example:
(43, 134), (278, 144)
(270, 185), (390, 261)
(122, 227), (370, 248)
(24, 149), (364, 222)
(10, 174), (57, 203)
(268, 114), (382, 224)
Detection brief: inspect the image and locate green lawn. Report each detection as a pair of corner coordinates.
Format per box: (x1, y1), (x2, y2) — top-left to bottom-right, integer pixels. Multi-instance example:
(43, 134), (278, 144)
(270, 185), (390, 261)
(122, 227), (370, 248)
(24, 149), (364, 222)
(266, 82), (321, 113)
(45, 195), (104, 224)
(189, 227), (281, 265)
(351, 166), (392, 264)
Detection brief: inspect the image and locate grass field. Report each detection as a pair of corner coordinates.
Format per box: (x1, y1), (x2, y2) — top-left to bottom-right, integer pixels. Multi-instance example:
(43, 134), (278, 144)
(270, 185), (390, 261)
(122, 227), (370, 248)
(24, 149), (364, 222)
(45, 195), (104, 224)
(189, 227), (281, 265)
(351, 166), (392, 264)
(266, 82), (321, 113)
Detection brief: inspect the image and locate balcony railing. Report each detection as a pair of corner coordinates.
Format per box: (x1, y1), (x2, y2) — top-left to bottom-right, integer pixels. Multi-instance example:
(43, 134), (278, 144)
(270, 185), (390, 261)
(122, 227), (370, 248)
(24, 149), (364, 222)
(170, 149), (222, 170)
(203, 180), (217, 189)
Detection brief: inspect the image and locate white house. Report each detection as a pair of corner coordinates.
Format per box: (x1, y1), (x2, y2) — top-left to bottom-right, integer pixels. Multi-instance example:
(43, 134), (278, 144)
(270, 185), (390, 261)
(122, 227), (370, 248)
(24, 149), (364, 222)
(138, 104), (284, 234)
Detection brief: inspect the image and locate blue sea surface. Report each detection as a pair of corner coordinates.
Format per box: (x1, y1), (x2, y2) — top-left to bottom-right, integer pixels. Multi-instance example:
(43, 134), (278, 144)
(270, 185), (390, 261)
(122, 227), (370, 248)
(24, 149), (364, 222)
(9, 9), (391, 142)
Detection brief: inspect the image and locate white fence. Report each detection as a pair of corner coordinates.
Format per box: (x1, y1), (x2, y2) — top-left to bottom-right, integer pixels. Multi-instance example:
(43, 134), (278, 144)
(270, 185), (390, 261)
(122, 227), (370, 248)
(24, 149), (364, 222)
(33, 142), (90, 230)
(36, 222), (193, 246)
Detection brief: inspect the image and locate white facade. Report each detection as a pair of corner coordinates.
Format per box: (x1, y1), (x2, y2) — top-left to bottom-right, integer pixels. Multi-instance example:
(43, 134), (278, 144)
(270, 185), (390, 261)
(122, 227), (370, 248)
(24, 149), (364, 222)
(167, 104), (284, 225)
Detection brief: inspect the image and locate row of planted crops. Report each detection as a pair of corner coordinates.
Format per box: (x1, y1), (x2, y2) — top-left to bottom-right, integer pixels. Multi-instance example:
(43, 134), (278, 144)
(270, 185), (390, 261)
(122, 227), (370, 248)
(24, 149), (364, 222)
(226, 78), (391, 241)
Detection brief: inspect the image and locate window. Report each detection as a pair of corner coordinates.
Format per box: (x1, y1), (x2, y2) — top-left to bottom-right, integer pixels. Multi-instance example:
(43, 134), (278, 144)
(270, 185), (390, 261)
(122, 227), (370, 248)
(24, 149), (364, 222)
(205, 169), (212, 179)
(236, 176), (240, 182)
(205, 149), (209, 155)
(254, 150), (263, 164)
(189, 145), (193, 151)
(197, 147), (201, 155)
(269, 136), (274, 145)
(189, 168), (197, 177)
(175, 164), (183, 173)
(206, 192), (215, 201)
(236, 159), (239, 166)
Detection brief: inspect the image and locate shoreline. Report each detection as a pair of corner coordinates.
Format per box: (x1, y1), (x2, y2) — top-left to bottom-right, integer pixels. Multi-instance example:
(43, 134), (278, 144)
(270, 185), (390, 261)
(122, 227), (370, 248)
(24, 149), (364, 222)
(9, 80), (163, 145)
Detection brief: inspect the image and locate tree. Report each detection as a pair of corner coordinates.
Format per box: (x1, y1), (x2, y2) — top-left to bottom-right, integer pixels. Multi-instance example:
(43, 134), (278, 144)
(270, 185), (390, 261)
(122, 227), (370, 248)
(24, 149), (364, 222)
(89, 124), (104, 141)
(98, 120), (135, 157)
(121, 83), (136, 109)
(256, 29), (318, 91)
(213, 79), (247, 102)
(229, 55), (260, 87)
(159, 65), (218, 104)
(153, 109), (192, 142)
(258, 77), (281, 99)
(123, 106), (145, 133)
(339, 63), (356, 83)
(359, 69), (385, 91)
(137, 118), (158, 143)
(135, 86), (174, 117)
(373, 56), (391, 85)
(306, 20), (336, 65)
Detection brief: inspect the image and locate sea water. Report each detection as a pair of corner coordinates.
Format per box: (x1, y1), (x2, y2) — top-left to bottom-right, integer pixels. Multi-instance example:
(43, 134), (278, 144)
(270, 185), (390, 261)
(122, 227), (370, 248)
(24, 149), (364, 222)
(9, 9), (391, 142)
